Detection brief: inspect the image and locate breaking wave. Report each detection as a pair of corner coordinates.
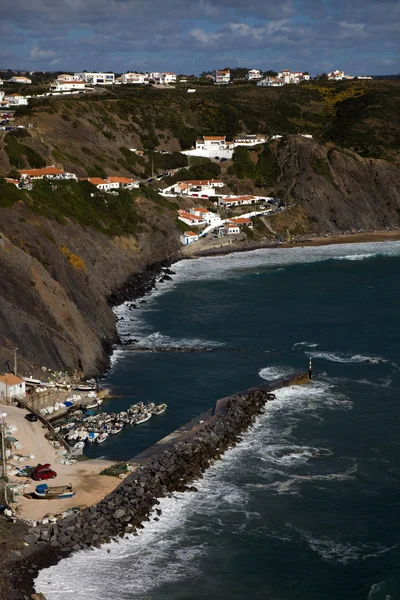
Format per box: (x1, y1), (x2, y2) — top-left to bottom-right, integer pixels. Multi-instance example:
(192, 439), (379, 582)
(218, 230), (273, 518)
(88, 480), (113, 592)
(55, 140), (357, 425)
(308, 350), (388, 365)
(258, 365), (295, 380)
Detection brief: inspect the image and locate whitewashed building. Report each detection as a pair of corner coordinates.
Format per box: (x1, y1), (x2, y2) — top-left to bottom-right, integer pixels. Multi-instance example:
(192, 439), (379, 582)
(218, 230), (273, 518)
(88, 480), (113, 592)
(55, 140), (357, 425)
(180, 231), (199, 245)
(178, 210), (206, 226)
(215, 69), (230, 84)
(0, 374), (26, 401)
(189, 208), (222, 227)
(218, 195), (259, 208)
(247, 69), (262, 80)
(50, 80), (86, 92)
(162, 72), (177, 84)
(328, 70), (345, 81)
(86, 176), (139, 191)
(122, 73), (147, 84)
(257, 77), (285, 87)
(20, 167), (77, 180)
(74, 72), (115, 85)
(234, 134), (267, 146)
(223, 223), (240, 235)
(5, 93), (28, 106)
(7, 76), (32, 84)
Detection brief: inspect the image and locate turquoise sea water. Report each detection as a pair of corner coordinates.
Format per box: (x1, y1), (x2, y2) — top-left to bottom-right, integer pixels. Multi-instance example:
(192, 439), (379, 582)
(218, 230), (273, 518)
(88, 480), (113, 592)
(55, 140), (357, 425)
(37, 241), (400, 600)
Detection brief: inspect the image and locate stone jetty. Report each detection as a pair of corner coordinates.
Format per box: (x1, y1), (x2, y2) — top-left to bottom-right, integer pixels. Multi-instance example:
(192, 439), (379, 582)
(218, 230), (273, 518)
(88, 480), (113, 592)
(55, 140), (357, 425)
(24, 373), (309, 572)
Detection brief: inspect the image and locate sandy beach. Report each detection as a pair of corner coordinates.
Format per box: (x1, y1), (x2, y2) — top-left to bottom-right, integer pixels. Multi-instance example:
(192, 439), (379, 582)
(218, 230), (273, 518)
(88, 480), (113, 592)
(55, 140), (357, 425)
(2, 403), (122, 522)
(183, 229), (400, 257)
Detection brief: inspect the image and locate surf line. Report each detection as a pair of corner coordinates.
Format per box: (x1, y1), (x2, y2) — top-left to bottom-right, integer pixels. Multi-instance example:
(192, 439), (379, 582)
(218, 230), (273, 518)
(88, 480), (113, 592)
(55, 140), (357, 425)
(28, 371), (311, 594)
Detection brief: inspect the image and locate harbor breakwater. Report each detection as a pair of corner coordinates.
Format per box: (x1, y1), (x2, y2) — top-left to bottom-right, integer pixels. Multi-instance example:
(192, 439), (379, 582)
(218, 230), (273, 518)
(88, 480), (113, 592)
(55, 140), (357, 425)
(13, 373), (309, 598)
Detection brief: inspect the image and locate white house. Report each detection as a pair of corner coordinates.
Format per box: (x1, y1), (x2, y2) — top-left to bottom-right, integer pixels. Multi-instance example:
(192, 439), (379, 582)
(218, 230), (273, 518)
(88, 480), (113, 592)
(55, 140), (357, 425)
(20, 166), (77, 180)
(180, 231), (199, 245)
(257, 77), (285, 87)
(224, 223), (240, 235)
(0, 374), (26, 401)
(182, 136), (234, 159)
(7, 76), (32, 84)
(229, 217), (253, 229)
(50, 80), (86, 92)
(234, 134), (267, 146)
(4, 93), (28, 106)
(0, 78), (3, 86)
(56, 74), (77, 82)
(149, 72), (163, 82)
(328, 70), (345, 81)
(189, 208), (222, 227)
(163, 179), (224, 196)
(178, 210), (206, 226)
(218, 195), (259, 208)
(247, 69), (262, 80)
(122, 72), (146, 84)
(162, 72), (177, 84)
(86, 176), (139, 191)
(215, 69), (230, 84)
(74, 72), (115, 85)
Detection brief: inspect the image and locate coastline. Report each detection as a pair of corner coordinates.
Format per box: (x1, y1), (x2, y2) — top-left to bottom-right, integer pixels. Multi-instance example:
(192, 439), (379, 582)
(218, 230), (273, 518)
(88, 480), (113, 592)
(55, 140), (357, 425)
(2, 374), (309, 600)
(2, 229), (400, 599)
(182, 229), (400, 258)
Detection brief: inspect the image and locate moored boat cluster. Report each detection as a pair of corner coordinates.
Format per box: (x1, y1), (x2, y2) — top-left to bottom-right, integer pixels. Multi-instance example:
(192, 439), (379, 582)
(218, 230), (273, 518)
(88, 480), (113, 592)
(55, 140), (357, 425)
(55, 403), (167, 448)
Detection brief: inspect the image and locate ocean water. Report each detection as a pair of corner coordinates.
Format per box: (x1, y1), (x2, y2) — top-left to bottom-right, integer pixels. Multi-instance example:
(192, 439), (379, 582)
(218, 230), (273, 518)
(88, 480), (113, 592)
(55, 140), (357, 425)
(36, 241), (400, 600)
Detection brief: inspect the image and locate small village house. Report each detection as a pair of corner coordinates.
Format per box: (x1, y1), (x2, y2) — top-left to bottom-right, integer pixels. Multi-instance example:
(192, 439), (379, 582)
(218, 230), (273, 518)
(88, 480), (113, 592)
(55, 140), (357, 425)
(257, 77), (285, 87)
(122, 73), (147, 84)
(246, 69), (262, 80)
(178, 210), (206, 226)
(7, 76), (32, 84)
(218, 195), (258, 208)
(85, 176), (139, 191)
(4, 93), (28, 106)
(189, 208), (222, 227)
(328, 70), (345, 81)
(0, 374), (26, 402)
(19, 167), (77, 181)
(162, 72), (177, 84)
(223, 223), (240, 235)
(180, 231), (199, 245)
(215, 69), (230, 84)
(74, 72), (115, 85)
(49, 80), (86, 92)
(230, 217), (253, 229)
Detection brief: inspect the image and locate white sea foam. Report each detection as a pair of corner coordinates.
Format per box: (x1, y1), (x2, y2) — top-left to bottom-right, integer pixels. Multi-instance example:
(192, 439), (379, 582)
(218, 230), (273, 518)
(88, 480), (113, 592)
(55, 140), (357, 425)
(292, 341), (319, 349)
(133, 332), (224, 348)
(258, 365), (295, 380)
(308, 350), (388, 365)
(333, 253), (376, 261)
(291, 527), (398, 564)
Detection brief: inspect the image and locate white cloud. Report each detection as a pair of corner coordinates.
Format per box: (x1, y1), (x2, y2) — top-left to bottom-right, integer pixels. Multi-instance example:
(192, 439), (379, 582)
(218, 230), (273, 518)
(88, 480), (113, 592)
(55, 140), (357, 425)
(30, 46), (56, 59)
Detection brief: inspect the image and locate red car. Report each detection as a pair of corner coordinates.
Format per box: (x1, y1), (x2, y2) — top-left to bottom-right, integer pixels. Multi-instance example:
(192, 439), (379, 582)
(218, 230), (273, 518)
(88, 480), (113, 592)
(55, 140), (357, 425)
(31, 463), (57, 481)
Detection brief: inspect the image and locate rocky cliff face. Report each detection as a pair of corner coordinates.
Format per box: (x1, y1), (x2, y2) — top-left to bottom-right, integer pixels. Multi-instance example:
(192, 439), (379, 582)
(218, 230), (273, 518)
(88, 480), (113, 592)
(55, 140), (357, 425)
(275, 136), (400, 233)
(0, 200), (179, 376)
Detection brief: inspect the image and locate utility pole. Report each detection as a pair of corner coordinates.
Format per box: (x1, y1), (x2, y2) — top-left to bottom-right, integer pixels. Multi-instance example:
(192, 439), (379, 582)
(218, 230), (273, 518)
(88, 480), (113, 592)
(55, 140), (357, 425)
(13, 348), (18, 378)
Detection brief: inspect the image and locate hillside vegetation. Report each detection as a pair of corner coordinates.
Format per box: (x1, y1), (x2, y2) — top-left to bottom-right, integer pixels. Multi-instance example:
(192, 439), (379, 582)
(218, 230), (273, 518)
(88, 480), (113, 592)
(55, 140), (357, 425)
(1, 79), (400, 183)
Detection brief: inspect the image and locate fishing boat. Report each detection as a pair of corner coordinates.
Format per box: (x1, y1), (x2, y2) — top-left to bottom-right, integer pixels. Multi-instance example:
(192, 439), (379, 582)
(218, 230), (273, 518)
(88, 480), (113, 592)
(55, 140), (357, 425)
(153, 403), (167, 415)
(74, 384), (97, 392)
(33, 483), (75, 500)
(97, 432), (109, 444)
(72, 441), (85, 450)
(85, 399), (102, 409)
(87, 431), (99, 443)
(111, 423), (124, 435)
(134, 412), (152, 425)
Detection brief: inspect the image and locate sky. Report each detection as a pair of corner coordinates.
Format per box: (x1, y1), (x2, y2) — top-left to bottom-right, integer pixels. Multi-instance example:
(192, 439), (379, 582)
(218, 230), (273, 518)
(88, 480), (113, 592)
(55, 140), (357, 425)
(0, 0), (399, 76)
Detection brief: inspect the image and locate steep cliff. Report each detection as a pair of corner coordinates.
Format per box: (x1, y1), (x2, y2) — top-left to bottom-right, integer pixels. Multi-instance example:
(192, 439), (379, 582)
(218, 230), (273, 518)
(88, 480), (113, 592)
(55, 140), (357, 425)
(0, 193), (179, 376)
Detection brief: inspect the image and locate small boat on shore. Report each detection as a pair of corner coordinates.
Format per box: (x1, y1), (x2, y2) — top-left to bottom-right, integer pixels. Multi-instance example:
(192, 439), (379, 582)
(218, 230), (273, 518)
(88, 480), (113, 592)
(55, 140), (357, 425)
(33, 483), (75, 500)
(153, 403), (167, 415)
